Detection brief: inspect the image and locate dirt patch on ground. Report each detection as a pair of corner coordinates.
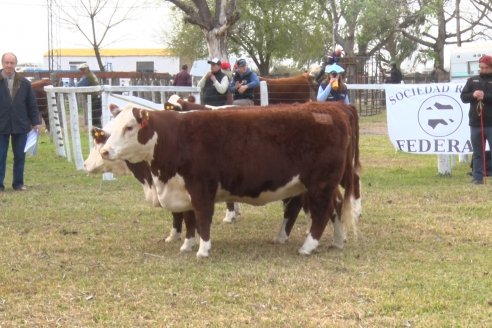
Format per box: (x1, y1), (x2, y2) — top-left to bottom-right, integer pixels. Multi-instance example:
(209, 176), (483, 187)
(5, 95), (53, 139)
(360, 121), (387, 135)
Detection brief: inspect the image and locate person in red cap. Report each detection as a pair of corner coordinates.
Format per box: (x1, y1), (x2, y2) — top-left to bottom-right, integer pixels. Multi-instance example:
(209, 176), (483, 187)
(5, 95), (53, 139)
(461, 54), (492, 184)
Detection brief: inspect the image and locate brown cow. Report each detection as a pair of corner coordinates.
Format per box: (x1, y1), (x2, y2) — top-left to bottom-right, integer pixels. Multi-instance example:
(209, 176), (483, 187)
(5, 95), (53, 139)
(31, 79), (53, 131)
(254, 73), (317, 105)
(100, 101), (357, 258)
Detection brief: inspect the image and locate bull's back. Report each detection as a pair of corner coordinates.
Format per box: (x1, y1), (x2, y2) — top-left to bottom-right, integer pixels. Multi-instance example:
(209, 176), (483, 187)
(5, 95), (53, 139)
(154, 102), (351, 199)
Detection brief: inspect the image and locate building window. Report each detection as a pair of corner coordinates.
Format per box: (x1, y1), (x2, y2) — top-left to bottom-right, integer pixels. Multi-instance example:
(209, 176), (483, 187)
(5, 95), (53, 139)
(70, 62), (85, 71)
(136, 61), (154, 73)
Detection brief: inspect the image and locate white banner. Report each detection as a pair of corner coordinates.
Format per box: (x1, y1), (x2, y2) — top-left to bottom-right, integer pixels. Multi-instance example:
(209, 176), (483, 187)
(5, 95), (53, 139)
(385, 83), (473, 154)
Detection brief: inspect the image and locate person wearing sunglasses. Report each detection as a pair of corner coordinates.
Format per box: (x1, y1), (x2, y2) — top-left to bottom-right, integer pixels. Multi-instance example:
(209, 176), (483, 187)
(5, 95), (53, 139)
(316, 63), (349, 104)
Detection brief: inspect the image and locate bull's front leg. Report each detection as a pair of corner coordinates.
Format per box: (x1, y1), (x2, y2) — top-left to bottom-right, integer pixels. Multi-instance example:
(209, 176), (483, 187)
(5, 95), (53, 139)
(194, 203), (215, 258)
(164, 212), (183, 242)
(180, 210), (197, 252)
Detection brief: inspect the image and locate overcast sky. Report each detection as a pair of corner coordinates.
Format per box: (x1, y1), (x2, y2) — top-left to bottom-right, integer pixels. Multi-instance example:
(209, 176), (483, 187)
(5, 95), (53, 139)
(1, 0), (173, 65)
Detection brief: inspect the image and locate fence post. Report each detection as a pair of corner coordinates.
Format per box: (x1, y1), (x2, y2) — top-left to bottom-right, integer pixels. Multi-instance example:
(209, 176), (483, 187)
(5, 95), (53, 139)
(86, 94), (92, 148)
(437, 155), (452, 175)
(58, 93), (72, 163)
(45, 88), (66, 157)
(68, 92), (84, 170)
(260, 81), (269, 106)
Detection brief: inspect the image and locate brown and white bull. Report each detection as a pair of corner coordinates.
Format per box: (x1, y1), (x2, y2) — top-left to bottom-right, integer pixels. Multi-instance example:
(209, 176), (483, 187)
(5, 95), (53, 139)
(83, 104), (198, 250)
(100, 102), (357, 258)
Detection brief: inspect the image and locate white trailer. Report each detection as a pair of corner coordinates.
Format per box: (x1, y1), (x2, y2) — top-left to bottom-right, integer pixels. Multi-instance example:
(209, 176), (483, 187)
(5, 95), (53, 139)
(449, 41), (492, 82)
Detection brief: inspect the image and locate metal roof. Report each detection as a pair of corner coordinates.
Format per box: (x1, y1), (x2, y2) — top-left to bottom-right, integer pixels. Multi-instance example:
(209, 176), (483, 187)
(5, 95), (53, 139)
(43, 48), (175, 57)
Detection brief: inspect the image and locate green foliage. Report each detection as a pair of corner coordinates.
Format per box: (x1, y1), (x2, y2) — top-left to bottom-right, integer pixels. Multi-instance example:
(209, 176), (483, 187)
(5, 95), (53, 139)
(230, 0), (325, 74)
(162, 8), (208, 60)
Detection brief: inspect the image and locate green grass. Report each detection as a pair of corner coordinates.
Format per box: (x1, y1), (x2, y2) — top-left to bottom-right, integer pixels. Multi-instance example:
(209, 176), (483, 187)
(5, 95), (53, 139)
(0, 114), (491, 327)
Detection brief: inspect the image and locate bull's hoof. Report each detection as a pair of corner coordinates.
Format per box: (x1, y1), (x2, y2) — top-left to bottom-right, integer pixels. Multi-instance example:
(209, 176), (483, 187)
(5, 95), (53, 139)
(298, 234), (319, 255)
(273, 235), (289, 244)
(179, 238), (195, 252)
(196, 251), (209, 258)
(298, 247), (312, 256)
(222, 210), (237, 223)
(329, 241), (345, 250)
(196, 239), (211, 258)
(164, 231), (181, 243)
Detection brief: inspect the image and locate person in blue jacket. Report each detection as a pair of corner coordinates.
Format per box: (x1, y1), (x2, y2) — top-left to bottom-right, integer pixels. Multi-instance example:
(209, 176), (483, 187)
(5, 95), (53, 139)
(317, 63), (350, 104)
(0, 52), (41, 191)
(229, 58), (260, 106)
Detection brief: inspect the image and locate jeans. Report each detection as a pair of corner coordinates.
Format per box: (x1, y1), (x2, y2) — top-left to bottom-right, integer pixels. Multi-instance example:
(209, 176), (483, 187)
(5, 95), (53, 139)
(470, 126), (492, 181)
(0, 133), (28, 189)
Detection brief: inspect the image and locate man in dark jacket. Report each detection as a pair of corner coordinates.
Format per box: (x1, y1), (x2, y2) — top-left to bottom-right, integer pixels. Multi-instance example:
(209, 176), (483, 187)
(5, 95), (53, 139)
(0, 52), (41, 191)
(229, 58), (260, 106)
(173, 64), (192, 86)
(385, 62), (403, 84)
(461, 54), (492, 184)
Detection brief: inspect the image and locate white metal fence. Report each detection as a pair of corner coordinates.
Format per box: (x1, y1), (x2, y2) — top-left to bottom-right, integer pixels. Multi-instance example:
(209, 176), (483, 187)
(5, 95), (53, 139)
(44, 82), (270, 170)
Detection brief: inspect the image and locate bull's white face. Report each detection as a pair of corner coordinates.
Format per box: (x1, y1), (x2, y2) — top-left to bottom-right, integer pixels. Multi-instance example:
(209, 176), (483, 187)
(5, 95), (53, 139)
(84, 119), (129, 175)
(84, 141), (106, 173)
(100, 107), (157, 163)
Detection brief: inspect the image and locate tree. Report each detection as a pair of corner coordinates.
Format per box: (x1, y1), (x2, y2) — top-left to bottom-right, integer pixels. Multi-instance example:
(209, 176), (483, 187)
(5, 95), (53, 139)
(55, 0), (140, 71)
(163, 0), (240, 61)
(229, 1), (323, 75)
(161, 13), (208, 62)
(399, 0), (491, 72)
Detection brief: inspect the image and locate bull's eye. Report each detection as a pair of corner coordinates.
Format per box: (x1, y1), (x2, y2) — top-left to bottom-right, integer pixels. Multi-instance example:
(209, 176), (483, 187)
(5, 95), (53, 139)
(125, 126), (134, 133)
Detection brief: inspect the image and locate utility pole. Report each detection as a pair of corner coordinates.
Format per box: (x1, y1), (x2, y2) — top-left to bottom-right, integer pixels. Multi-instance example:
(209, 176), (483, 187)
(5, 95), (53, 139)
(456, 0), (461, 47)
(47, 0), (54, 72)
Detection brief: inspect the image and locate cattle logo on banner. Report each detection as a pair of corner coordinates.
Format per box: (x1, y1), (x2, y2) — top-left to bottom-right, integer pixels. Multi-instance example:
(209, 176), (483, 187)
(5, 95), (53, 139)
(385, 83), (473, 155)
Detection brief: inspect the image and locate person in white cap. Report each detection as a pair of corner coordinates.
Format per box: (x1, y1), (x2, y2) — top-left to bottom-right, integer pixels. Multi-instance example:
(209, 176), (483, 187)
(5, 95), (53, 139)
(316, 63), (349, 104)
(76, 63), (102, 127)
(197, 57), (229, 106)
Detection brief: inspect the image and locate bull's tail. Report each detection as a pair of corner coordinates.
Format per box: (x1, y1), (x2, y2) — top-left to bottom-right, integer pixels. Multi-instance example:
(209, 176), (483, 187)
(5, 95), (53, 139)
(340, 136), (358, 240)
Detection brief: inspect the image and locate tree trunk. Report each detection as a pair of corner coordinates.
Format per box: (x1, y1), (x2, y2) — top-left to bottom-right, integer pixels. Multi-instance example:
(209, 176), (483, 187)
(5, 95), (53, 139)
(203, 29), (229, 61)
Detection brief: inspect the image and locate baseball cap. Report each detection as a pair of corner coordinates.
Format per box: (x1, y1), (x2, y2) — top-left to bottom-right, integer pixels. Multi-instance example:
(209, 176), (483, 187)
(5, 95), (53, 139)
(325, 63), (345, 74)
(78, 63), (89, 70)
(207, 57), (221, 65)
(221, 61), (231, 70)
(236, 59), (247, 67)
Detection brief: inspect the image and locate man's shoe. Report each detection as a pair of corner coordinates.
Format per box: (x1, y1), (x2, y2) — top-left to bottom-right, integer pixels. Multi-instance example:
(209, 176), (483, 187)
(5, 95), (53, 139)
(13, 185), (27, 191)
(0, 186), (4, 192)
(471, 179), (484, 185)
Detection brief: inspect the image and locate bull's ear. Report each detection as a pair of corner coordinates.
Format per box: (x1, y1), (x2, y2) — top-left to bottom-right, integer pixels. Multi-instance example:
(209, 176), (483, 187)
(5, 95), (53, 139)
(136, 109), (150, 128)
(164, 102), (176, 111)
(109, 103), (122, 117)
(91, 127), (108, 144)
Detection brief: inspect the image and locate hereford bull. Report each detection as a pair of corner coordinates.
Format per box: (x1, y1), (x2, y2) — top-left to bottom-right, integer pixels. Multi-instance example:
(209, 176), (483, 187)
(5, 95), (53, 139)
(100, 101), (357, 258)
(83, 104), (198, 250)
(254, 73), (317, 105)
